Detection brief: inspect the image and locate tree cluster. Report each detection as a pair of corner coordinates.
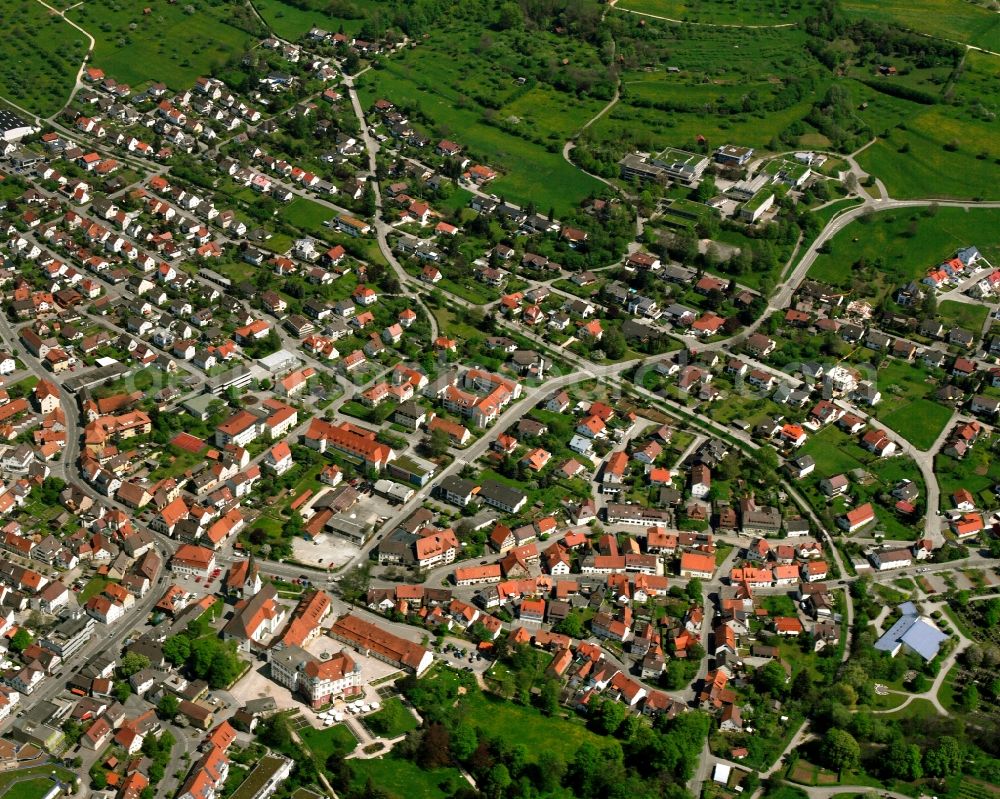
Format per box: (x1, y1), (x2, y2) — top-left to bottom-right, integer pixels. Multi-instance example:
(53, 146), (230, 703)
(163, 630), (245, 689)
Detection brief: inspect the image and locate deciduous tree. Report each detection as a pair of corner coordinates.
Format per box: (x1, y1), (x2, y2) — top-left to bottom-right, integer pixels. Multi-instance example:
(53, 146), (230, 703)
(821, 729), (860, 774)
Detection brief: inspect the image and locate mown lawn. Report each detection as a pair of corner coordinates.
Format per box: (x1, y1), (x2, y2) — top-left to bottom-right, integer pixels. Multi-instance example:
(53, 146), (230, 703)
(0, 778), (58, 799)
(362, 698), (418, 738)
(79, 576), (110, 601)
(280, 197), (335, 234)
(813, 198), (864, 227)
(937, 661), (960, 712)
(877, 697), (941, 720)
(349, 755), (464, 799)
(799, 429), (864, 476)
(0, 0), (88, 117)
(880, 399), (952, 451)
(70, 0), (253, 88)
(0, 768), (77, 798)
(149, 446), (205, 481)
(936, 300), (989, 334)
(299, 724), (357, 760)
(457, 687), (603, 763)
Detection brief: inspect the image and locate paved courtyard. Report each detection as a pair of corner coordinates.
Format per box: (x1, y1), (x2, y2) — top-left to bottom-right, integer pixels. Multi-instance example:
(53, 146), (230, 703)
(292, 533), (362, 568)
(228, 636), (407, 730)
(231, 661), (304, 713)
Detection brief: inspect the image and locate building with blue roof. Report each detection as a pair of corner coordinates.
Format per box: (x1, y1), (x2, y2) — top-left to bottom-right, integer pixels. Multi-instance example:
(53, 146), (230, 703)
(874, 602), (948, 661)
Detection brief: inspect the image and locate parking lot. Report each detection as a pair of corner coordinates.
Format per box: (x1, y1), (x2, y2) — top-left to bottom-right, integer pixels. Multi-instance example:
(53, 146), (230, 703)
(173, 566), (225, 595)
(921, 572), (950, 594)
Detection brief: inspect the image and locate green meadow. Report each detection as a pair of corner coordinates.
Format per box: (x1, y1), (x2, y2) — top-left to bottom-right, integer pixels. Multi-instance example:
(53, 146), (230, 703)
(70, 0), (253, 89)
(842, 0), (1000, 50)
(0, 0), (87, 117)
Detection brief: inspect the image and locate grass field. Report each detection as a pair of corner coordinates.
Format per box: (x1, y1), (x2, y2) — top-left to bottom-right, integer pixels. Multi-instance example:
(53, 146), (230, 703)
(255, 0), (404, 40)
(813, 198), (864, 226)
(951, 50), (1000, 115)
(79, 576), (109, 601)
(299, 724), (357, 760)
(867, 689), (910, 711)
(880, 398), (953, 451)
(800, 430), (865, 476)
(69, 0), (253, 88)
(280, 197), (335, 234)
(0, 778), (58, 799)
(500, 86), (609, 141)
(798, 424), (926, 537)
(358, 65), (602, 215)
(354, 16), (616, 215)
(0, 768), (77, 798)
(867, 359), (938, 417)
(593, 23), (826, 158)
(362, 698), (418, 739)
(841, 0), (1000, 50)
(857, 120), (1000, 201)
(0, 0), (88, 117)
(807, 206), (1000, 297)
(252, 0), (370, 40)
(621, 70), (789, 109)
(602, 94), (819, 163)
(617, 0), (818, 24)
(457, 685), (603, 762)
(267, 198), (387, 266)
(349, 755), (464, 799)
(937, 300), (989, 333)
(847, 67), (1000, 201)
(432, 308), (486, 343)
(935, 442), (1000, 511)
(848, 63), (954, 99)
